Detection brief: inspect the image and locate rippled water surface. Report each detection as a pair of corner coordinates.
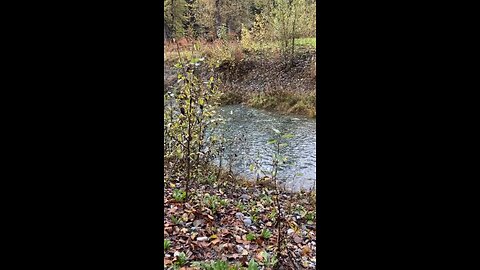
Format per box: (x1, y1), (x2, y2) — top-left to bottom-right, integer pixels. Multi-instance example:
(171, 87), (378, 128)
(215, 105), (316, 191)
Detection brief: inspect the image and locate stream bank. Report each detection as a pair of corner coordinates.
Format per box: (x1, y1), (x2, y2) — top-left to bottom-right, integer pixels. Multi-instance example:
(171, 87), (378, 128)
(164, 49), (316, 117)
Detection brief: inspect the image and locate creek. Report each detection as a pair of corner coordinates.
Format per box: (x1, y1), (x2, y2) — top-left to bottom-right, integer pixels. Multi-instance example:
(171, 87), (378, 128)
(215, 105), (316, 191)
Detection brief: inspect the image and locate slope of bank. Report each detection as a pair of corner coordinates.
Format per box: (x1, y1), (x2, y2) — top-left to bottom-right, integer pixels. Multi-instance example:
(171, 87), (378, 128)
(164, 48), (316, 118)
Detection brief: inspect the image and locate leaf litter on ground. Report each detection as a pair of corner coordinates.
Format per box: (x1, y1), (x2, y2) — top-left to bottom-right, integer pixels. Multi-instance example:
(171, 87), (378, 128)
(164, 171), (316, 269)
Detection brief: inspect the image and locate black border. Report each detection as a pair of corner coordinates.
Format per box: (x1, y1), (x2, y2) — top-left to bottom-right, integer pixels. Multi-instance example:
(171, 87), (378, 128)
(6, 0), (468, 268)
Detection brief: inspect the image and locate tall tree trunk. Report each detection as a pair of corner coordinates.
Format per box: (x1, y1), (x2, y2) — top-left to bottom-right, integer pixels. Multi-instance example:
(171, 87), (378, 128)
(214, 0), (221, 39)
(171, 0), (175, 38)
(227, 17), (232, 34)
(164, 18), (171, 41)
(291, 2), (296, 66)
(186, 0), (195, 37)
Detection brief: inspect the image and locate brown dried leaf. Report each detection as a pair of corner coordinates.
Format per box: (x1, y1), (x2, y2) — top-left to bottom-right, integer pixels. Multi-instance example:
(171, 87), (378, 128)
(255, 251), (264, 261)
(228, 253), (241, 259)
(193, 219), (203, 227)
(235, 235), (243, 243)
(301, 245), (311, 255)
(197, 241), (211, 248)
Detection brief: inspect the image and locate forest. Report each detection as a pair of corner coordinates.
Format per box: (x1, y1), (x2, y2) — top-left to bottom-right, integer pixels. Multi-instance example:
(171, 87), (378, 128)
(164, 0), (317, 269)
(164, 0), (316, 41)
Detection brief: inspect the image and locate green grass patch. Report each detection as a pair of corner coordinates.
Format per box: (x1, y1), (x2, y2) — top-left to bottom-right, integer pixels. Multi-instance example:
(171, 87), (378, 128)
(164, 37), (315, 64)
(246, 90), (316, 118)
(294, 37), (316, 48)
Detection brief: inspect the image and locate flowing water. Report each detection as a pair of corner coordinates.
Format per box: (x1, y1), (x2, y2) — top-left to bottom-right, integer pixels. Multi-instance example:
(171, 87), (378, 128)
(215, 105), (316, 191)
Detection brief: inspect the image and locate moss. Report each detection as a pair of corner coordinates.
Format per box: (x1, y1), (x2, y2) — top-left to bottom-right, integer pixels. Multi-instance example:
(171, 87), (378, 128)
(220, 91), (245, 105)
(244, 90), (315, 118)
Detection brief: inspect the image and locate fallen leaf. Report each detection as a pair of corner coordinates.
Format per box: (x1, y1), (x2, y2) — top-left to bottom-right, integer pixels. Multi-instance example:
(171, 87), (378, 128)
(255, 251), (264, 261)
(302, 245), (311, 255)
(228, 253), (241, 259)
(193, 219), (203, 227)
(197, 236), (209, 242)
(293, 234), (303, 244)
(198, 241), (210, 247)
(235, 235), (243, 243)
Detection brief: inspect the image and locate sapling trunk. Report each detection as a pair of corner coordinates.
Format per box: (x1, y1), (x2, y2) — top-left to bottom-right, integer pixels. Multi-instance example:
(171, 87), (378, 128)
(185, 80), (193, 200)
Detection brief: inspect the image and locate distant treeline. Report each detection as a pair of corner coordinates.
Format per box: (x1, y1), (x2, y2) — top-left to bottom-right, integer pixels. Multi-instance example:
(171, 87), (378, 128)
(164, 0), (316, 41)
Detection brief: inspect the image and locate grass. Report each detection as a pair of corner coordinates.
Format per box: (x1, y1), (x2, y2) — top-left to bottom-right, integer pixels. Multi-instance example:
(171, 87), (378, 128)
(222, 90), (316, 118)
(164, 37), (316, 63)
(244, 38), (316, 52)
(164, 39), (242, 65)
(164, 50), (198, 63)
(294, 37), (316, 48)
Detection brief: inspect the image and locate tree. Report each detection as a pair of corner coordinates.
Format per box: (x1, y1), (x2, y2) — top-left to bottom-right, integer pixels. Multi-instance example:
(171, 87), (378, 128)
(194, 0), (256, 40)
(192, 0), (216, 39)
(164, 0), (316, 42)
(164, 0), (188, 38)
(267, 0), (315, 64)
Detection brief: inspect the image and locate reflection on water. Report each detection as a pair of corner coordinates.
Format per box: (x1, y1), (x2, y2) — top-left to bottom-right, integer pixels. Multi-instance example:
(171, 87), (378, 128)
(214, 105), (316, 191)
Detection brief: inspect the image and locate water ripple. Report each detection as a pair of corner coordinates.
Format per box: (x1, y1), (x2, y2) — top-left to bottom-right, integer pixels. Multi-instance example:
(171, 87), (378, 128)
(214, 105), (316, 191)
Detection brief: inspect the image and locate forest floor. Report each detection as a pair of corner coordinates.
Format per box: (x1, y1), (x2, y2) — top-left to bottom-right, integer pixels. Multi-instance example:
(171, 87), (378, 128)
(164, 39), (316, 117)
(163, 168), (316, 270)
